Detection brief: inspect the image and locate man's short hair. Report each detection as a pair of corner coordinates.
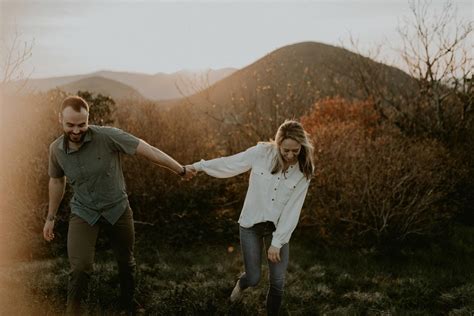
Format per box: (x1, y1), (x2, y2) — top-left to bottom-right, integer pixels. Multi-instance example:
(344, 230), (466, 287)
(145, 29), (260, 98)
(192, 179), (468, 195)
(61, 96), (89, 113)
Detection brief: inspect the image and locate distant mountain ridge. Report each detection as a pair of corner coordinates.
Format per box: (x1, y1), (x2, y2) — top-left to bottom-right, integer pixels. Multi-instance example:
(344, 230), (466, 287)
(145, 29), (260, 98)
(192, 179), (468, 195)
(10, 68), (237, 100)
(4, 42), (415, 111)
(58, 76), (144, 100)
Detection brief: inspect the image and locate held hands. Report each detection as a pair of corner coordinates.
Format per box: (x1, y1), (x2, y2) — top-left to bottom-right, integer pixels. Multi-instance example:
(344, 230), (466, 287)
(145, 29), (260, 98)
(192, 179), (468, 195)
(267, 245), (281, 263)
(43, 220), (55, 241)
(181, 164), (197, 180)
(181, 165), (197, 180)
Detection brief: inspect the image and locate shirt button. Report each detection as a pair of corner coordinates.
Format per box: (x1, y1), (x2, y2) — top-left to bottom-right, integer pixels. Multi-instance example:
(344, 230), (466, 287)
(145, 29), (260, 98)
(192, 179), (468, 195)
(274, 188), (277, 190)
(261, 172), (264, 175)
(272, 198), (274, 201)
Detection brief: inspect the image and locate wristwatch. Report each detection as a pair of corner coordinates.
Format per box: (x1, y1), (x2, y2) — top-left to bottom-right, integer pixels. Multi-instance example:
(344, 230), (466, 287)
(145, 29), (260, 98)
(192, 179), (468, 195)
(46, 214), (56, 222)
(179, 166), (186, 176)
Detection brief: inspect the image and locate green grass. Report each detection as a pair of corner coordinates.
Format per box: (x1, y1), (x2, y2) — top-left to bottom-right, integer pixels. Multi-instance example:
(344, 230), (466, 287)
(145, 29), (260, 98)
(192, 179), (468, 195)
(1, 224), (473, 315)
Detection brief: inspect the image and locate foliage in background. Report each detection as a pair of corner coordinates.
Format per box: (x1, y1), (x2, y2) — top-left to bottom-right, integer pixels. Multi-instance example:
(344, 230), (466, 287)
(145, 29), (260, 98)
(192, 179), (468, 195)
(1, 91), (471, 259)
(301, 97), (467, 246)
(77, 91), (116, 126)
(342, 0), (473, 143)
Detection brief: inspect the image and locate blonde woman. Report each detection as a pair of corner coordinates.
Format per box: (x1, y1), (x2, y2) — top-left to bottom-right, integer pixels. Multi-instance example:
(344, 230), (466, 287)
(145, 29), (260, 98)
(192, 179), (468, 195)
(186, 120), (314, 315)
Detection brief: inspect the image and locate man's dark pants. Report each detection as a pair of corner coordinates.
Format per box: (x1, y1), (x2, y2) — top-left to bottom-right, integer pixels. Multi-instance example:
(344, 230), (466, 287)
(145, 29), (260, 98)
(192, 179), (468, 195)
(66, 207), (136, 315)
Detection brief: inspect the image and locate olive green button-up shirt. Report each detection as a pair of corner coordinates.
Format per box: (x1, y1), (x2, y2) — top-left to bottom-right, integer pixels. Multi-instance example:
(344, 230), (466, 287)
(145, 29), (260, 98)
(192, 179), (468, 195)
(48, 125), (140, 225)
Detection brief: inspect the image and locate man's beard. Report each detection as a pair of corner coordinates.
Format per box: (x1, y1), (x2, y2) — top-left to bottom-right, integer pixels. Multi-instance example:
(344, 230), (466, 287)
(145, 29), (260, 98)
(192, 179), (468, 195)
(65, 131), (86, 143)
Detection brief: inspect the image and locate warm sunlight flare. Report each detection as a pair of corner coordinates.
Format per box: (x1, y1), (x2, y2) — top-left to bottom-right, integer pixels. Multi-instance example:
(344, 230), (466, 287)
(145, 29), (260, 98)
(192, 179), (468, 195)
(1, 0), (472, 314)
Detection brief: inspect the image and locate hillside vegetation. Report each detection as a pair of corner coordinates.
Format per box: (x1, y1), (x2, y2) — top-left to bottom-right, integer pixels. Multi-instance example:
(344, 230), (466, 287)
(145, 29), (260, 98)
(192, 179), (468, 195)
(0, 34), (472, 314)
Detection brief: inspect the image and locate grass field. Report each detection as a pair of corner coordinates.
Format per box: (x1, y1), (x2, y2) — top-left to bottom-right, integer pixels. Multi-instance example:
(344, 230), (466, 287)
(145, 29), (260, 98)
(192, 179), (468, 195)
(1, 224), (473, 315)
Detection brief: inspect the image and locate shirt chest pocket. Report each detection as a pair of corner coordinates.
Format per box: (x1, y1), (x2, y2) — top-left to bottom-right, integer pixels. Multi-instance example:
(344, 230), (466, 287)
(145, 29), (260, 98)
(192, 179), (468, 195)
(94, 155), (114, 176)
(97, 158), (119, 186)
(82, 155), (112, 181)
(252, 166), (272, 180)
(61, 159), (81, 185)
(276, 179), (297, 204)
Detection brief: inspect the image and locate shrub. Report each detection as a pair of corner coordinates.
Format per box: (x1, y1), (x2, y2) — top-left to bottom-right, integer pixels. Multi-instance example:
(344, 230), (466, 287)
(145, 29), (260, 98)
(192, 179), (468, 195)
(300, 97), (466, 246)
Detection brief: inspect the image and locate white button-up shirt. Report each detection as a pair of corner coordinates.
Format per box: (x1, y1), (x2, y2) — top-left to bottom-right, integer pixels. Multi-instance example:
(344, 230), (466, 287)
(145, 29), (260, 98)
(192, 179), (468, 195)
(192, 142), (310, 248)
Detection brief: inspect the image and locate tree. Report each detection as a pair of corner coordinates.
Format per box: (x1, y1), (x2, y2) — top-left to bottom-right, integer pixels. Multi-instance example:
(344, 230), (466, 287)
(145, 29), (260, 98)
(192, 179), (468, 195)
(344, 0), (473, 141)
(77, 91), (116, 126)
(0, 27), (34, 94)
(398, 0), (473, 138)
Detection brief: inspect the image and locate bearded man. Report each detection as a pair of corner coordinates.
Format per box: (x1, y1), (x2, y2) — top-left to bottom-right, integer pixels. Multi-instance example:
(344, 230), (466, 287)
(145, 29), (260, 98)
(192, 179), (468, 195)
(43, 95), (194, 315)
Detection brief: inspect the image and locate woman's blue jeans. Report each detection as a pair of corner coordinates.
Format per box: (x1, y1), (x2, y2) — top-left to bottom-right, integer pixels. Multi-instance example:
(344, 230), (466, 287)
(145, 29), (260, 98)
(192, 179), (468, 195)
(238, 221), (289, 315)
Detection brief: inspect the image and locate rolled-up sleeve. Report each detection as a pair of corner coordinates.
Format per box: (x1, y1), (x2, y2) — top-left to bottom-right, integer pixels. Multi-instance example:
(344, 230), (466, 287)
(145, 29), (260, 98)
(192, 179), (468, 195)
(192, 144), (260, 178)
(271, 178), (310, 248)
(48, 143), (64, 178)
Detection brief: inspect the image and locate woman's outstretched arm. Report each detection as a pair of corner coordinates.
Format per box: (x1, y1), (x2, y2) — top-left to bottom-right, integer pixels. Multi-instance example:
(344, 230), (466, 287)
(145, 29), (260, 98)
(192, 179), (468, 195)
(187, 144), (260, 178)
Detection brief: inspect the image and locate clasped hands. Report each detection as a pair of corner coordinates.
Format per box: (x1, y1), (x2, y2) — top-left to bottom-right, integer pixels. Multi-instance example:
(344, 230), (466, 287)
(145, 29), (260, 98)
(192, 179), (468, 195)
(181, 164), (198, 180)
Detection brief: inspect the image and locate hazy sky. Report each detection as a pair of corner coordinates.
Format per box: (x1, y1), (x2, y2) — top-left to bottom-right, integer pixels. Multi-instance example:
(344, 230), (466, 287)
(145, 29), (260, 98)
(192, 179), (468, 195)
(1, 0), (472, 79)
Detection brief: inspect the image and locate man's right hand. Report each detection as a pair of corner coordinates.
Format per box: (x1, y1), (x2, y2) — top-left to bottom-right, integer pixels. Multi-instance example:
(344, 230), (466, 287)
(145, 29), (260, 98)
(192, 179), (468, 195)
(43, 220), (55, 241)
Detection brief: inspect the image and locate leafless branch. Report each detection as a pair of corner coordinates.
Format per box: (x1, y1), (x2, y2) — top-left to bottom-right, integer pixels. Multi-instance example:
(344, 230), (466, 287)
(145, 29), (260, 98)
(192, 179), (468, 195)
(1, 27), (35, 93)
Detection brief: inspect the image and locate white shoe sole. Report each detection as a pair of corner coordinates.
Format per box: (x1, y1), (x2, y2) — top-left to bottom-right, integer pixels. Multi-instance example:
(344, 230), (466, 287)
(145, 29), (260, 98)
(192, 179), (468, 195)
(230, 279), (243, 303)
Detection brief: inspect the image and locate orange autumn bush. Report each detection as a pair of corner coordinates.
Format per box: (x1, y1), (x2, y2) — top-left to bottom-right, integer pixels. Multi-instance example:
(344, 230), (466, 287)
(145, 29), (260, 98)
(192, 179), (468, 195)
(301, 97), (465, 246)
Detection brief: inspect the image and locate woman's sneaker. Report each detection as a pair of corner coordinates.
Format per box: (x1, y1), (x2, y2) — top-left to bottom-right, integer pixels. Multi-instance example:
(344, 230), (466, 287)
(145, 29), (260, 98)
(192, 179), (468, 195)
(230, 279), (243, 303)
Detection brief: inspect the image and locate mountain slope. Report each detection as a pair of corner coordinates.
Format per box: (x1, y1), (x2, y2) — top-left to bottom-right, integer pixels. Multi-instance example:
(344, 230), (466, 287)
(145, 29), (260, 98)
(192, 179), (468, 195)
(94, 68), (236, 100)
(58, 76), (144, 100)
(9, 68), (237, 100)
(174, 41), (415, 113)
(160, 41), (418, 148)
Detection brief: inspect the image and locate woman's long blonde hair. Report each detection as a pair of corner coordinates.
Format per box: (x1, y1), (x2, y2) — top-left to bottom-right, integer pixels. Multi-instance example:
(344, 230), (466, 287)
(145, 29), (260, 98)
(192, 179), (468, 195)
(271, 120), (314, 180)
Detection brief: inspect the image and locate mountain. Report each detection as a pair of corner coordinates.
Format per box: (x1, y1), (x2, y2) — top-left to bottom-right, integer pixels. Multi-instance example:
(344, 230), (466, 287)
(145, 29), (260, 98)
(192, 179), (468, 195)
(160, 41), (418, 148)
(92, 68), (236, 100)
(58, 76), (144, 100)
(8, 68), (237, 100)
(171, 42), (416, 113)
